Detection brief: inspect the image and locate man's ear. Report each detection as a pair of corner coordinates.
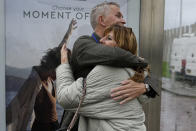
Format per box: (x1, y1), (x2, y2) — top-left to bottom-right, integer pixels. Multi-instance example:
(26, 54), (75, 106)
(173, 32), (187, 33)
(98, 15), (106, 27)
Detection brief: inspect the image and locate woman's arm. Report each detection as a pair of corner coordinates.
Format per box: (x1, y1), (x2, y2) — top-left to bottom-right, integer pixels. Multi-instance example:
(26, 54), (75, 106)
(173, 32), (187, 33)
(56, 63), (83, 109)
(56, 44), (84, 109)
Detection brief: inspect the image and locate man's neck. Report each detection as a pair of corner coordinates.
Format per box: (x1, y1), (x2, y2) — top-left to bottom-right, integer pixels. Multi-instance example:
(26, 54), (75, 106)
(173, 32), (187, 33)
(94, 27), (104, 38)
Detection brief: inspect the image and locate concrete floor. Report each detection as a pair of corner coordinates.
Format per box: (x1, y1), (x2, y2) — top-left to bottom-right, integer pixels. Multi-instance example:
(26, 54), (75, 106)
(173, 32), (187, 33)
(160, 78), (196, 131)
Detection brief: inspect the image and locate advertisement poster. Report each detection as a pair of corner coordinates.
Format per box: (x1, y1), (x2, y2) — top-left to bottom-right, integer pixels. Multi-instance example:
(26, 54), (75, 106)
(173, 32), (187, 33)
(5, 0), (127, 130)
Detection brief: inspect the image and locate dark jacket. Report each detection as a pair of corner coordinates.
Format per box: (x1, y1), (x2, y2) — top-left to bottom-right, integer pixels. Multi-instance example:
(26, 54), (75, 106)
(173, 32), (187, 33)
(71, 34), (146, 77)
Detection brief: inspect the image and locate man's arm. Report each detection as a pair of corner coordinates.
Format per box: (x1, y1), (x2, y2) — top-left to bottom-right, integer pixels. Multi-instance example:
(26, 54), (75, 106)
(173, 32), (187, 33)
(71, 35), (158, 102)
(71, 35), (148, 70)
(110, 78), (158, 104)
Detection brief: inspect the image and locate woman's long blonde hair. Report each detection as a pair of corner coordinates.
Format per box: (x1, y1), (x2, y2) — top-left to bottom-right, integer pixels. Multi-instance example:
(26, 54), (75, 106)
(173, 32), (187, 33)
(104, 24), (150, 82)
(104, 24), (137, 55)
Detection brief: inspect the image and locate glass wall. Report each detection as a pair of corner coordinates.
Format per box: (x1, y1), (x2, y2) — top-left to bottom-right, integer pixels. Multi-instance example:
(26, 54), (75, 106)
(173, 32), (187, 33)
(161, 0), (196, 130)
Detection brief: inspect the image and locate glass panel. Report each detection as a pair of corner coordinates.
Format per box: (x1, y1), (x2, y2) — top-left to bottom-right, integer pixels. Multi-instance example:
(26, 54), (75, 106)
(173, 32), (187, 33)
(161, 0), (196, 130)
(5, 0), (129, 131)
(127, 0), (140, 44)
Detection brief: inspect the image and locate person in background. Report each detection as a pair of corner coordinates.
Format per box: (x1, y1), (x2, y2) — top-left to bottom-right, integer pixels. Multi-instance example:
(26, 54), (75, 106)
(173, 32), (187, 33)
(30, 19), (77, 131)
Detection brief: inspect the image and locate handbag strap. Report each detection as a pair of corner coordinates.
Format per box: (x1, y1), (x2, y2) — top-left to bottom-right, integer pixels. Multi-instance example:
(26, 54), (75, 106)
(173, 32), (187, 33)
(66, 78), (87, 131)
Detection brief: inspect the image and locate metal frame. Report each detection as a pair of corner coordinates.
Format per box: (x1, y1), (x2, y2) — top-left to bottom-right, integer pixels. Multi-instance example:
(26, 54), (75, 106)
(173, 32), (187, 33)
(140, 0), (165, 131)
(0, 0), (6, 130)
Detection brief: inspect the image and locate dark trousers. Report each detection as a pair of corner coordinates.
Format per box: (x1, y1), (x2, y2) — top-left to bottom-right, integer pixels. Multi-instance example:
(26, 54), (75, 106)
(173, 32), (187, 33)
(31, 119), (60, 131)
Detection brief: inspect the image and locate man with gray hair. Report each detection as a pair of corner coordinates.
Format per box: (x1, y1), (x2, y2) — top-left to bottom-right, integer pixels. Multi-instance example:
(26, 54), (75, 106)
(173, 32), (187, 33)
(67, 1), (158, 131)
(90, 2), (125, 31)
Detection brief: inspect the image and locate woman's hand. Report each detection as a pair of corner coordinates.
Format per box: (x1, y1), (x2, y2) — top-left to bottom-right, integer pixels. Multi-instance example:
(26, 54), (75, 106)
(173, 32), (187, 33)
(61, 44), (68, 64)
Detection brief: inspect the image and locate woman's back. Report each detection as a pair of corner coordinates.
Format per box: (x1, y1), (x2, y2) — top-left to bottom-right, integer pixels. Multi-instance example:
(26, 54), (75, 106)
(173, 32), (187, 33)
(77, 65), (146, 131)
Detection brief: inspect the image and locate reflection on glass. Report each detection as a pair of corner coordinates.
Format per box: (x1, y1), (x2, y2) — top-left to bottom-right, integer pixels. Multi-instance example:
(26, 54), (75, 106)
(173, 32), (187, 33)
(161, 0), (196, 130)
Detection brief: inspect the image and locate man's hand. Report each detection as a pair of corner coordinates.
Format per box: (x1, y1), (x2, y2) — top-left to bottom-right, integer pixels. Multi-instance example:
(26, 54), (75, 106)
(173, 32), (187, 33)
(110, 79), (146, 104)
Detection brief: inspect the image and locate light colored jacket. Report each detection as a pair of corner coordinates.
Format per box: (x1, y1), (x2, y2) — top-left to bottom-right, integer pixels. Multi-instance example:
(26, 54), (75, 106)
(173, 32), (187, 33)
(56, 64), (150, 131)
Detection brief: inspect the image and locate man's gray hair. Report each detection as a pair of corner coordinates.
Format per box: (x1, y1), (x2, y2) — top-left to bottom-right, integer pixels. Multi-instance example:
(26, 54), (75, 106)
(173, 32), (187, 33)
(90, 2), (120, 30)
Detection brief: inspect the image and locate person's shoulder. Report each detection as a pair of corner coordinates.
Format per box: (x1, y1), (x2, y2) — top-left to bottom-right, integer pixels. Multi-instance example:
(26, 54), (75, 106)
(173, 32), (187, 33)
(76, 35), (93, 42)
(73, 35), (95, 49)
(91, 65), (126, 75)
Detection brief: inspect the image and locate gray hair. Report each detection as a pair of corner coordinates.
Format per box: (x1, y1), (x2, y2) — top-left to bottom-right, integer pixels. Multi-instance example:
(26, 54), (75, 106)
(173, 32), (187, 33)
(90, 2), (120, 30)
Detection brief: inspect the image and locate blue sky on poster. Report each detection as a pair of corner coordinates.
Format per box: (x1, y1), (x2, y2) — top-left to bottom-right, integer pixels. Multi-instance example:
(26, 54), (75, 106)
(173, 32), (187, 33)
(164, 0), (196, 29)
